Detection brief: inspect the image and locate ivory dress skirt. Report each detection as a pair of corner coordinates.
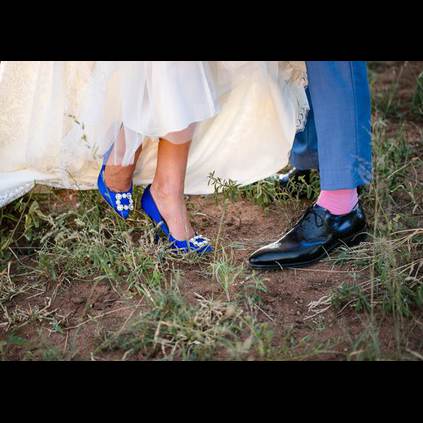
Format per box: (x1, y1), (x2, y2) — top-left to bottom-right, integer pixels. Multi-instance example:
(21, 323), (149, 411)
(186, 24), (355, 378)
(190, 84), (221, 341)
(0, 61), (309, 207)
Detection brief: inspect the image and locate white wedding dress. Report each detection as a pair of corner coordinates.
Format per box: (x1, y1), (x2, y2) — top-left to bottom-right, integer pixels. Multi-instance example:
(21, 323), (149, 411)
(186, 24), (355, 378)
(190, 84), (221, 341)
(0, 61), (309, 208)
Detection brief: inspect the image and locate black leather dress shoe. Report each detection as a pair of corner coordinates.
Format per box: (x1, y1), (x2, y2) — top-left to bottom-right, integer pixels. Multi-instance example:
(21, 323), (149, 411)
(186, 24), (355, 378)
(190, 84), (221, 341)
(249, 202), (368, 269)
(278, 168), (312, 189)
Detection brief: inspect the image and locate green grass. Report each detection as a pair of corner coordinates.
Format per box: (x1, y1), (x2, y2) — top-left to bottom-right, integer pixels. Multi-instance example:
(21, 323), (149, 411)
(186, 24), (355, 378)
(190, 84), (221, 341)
(208, 168), (320, 208)
(96, 272), (273, 361)
(1, 61), (422, 361)
(412, 71), (423, 117)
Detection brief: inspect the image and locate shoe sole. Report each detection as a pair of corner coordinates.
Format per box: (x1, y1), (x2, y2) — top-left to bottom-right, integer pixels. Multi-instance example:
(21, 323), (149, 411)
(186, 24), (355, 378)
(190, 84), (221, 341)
(249, 231), (368, 271)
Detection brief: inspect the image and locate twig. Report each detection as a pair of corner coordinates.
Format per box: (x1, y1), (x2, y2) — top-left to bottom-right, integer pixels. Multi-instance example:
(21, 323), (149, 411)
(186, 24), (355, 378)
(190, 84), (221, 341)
(64, 305), (140, 331)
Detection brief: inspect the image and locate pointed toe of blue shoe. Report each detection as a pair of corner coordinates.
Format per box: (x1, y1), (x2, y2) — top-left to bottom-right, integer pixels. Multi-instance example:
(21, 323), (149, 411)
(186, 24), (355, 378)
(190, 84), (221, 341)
(183, 235), (214, 254)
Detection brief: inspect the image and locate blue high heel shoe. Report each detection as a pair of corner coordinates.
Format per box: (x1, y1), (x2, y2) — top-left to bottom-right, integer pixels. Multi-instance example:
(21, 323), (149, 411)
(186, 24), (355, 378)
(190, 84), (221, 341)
(141, 185), (213, 254)
(97, 145), (134, 220)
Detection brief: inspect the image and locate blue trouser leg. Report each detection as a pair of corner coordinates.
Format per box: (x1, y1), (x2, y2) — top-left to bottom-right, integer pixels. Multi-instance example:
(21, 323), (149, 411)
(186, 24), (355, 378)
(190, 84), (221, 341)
(290, 61), (372, 190)
(290, 88), (319, 170)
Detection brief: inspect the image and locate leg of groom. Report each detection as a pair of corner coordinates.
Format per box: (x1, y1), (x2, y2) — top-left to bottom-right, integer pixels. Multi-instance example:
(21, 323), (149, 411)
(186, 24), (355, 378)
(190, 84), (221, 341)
(278, 87), (318, 189)
(249, 61), (372, 269)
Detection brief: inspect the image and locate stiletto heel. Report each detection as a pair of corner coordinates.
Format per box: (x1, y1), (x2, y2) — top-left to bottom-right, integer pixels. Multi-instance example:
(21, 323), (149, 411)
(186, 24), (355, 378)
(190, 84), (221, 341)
(97, 144), (134, 220)
(141, 185), (213, 254)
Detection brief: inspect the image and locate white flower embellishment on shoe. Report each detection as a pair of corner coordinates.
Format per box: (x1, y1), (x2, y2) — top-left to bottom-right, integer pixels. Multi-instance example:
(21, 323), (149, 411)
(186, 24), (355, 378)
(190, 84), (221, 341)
(115, 192), (134, 212)
(190, 235), (211, 248)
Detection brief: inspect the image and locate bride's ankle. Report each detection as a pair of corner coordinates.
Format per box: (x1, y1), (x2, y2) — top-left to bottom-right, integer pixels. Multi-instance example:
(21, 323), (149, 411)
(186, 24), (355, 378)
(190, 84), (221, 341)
(150, 183), (195, 240)
(150, 182), (184, 203)
(104, 166), (133, 192)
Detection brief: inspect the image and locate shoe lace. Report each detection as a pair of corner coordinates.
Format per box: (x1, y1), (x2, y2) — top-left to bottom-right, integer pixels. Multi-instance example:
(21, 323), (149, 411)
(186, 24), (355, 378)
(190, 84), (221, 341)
(296, 206), (325, 236)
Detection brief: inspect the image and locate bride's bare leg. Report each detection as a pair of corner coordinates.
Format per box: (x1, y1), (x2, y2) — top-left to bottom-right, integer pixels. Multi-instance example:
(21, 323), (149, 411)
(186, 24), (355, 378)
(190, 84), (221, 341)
(104, 127), (142, 192)
(150, 139), (195, 241)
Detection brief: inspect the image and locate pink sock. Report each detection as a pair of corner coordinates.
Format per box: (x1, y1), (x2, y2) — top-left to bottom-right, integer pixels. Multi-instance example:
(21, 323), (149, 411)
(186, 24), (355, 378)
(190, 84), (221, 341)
(317, 189), (359, 215)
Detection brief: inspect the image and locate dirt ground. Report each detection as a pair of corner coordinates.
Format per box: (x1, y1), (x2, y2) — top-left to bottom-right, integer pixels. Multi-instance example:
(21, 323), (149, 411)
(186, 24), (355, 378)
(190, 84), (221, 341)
(1, 61), (422, 360)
